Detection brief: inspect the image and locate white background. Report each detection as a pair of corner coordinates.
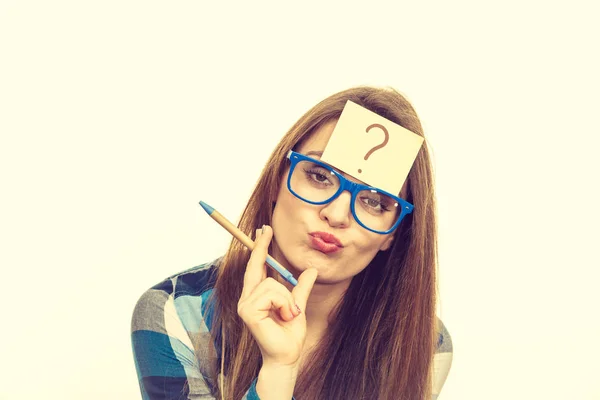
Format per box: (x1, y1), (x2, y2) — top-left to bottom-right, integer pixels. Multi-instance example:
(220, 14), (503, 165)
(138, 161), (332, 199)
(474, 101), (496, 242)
(1, 1), (599, 399)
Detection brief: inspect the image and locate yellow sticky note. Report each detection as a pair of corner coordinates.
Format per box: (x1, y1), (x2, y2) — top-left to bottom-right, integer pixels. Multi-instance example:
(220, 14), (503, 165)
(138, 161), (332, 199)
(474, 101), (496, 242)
(320, 100), (424, 195)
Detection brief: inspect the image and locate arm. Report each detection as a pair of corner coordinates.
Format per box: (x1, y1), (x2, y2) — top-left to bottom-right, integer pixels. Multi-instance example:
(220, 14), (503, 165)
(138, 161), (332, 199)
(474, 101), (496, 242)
(432, 318), (453, 399)
(255, 364), (298, 400)
(131, 284), (215, 399)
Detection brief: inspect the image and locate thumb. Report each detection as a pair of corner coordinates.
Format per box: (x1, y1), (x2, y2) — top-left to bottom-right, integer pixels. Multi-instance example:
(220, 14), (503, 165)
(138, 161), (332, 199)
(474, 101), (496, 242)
(291, 268), (318, 311)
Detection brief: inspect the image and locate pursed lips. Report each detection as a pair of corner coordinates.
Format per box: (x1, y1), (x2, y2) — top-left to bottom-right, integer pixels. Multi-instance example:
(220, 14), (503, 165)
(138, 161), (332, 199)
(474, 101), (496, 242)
(308, 231), (344, 254)
(308, 231), (343, 247)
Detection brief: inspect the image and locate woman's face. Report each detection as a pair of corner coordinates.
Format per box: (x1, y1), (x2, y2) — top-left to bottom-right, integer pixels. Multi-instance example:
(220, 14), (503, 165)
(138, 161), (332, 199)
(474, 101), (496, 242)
(271, 120), (399, 284)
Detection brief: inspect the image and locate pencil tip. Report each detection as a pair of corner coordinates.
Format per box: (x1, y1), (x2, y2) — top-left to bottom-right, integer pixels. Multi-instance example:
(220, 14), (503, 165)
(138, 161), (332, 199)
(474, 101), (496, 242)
(199, 200), (214, 215)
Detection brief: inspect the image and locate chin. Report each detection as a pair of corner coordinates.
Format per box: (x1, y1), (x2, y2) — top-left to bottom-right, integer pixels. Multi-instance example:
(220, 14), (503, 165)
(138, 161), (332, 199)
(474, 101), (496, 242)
(286, 253), (311, 273)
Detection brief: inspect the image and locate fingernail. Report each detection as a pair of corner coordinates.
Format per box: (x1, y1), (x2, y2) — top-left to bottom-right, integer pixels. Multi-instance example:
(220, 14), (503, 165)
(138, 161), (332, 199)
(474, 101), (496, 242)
(295, 304), (302, 315)
(261, 225), (266, 234)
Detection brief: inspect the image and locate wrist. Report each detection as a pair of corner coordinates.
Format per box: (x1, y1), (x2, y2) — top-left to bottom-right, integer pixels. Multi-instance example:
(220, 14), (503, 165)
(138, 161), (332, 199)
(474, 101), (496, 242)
(256, 363), (298, 400)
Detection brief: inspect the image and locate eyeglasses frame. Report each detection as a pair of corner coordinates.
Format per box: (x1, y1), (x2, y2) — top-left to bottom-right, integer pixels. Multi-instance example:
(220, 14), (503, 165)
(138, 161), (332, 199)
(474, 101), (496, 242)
(285, 150), (414, 234)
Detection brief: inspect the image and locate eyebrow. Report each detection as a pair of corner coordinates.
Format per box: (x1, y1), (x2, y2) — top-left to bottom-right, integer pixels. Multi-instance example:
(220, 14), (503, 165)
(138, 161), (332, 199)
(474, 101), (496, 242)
(305, 150), (323, 158)
(302, 150), (372, 187)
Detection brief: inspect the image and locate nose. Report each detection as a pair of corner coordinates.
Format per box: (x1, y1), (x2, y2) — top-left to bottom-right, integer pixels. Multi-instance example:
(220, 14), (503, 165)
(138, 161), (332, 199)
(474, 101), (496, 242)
(319, 190), (352, 229)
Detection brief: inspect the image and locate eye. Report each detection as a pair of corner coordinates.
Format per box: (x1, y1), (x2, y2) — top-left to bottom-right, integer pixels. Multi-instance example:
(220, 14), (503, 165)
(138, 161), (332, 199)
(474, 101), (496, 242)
(310, 171), (329, 182)
(360, 196), (383, 210)
(304, 166), (334, 186)
(359, 192), (394, 213)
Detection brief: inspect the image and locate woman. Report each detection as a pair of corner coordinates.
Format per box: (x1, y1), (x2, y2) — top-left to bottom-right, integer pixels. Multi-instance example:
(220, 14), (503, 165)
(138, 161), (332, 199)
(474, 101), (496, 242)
(131, 86), (453, 400)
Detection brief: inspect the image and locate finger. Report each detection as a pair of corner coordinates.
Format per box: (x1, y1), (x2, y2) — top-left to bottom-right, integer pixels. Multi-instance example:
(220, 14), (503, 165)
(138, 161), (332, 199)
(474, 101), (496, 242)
(240, 227), (264, 299)
(239, 285), (297, 322)
(241, 225), (272, 299)
(291, 268), (319, 312)
(247, 277), (298, 319)
(253, 228), (268, 281)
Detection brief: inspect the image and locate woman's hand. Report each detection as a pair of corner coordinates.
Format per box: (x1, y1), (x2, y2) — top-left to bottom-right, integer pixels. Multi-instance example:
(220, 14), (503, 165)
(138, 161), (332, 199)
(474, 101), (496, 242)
(237, 225), (318, 367)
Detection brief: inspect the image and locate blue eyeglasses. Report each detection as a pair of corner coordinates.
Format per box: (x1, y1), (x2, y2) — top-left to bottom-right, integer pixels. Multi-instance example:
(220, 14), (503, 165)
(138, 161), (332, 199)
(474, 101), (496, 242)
(286, 150), (413, 234)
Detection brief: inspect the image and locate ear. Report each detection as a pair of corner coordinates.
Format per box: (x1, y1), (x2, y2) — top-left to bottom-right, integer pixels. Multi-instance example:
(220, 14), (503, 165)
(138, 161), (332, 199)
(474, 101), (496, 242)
(379, 234), (395, 251)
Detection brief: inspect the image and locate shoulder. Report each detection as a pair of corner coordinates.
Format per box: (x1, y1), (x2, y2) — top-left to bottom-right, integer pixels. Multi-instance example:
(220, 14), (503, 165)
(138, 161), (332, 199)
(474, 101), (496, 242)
(432, 318), (453, 399)
(131, 257), (222, 336)
(163, 256), (222, 296)
(435, 317), (453, 354)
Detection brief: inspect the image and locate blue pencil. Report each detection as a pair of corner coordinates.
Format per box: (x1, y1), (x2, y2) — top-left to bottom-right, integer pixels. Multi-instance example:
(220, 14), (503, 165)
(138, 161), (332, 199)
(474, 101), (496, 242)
(199, 200), (299, 286)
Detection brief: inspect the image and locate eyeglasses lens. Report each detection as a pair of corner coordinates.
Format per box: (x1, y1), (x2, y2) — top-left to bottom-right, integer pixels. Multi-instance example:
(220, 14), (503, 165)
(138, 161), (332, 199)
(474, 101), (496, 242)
(289, 160), (400, 232)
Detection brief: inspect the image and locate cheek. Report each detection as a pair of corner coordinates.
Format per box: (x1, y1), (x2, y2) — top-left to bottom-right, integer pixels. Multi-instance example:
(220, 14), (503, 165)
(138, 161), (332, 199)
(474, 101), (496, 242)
(353, 232), (391, 253)
(274, 172), (293, 209)
(272, 185), (298, 228)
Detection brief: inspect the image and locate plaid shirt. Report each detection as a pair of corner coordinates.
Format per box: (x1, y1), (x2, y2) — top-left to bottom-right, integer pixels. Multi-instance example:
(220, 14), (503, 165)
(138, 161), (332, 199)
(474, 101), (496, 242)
(131, 259), (453, 399)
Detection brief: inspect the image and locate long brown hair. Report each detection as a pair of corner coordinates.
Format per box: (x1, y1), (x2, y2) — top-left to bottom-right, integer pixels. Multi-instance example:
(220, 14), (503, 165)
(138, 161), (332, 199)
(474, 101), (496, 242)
(203, 86), (438, 399)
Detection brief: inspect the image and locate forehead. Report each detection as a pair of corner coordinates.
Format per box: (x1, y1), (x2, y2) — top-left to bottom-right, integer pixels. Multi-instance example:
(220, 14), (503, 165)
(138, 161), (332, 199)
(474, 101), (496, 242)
(296, 120), (337, 153)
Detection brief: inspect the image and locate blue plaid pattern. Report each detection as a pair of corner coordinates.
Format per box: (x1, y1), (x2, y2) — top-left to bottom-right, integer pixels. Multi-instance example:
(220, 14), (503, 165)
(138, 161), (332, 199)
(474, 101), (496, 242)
(131, 259), (452, 399)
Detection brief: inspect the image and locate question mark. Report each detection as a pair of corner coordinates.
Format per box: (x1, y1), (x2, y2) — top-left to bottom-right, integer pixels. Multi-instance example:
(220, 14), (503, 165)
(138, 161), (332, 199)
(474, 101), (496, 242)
(358, 123), (389, 174)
